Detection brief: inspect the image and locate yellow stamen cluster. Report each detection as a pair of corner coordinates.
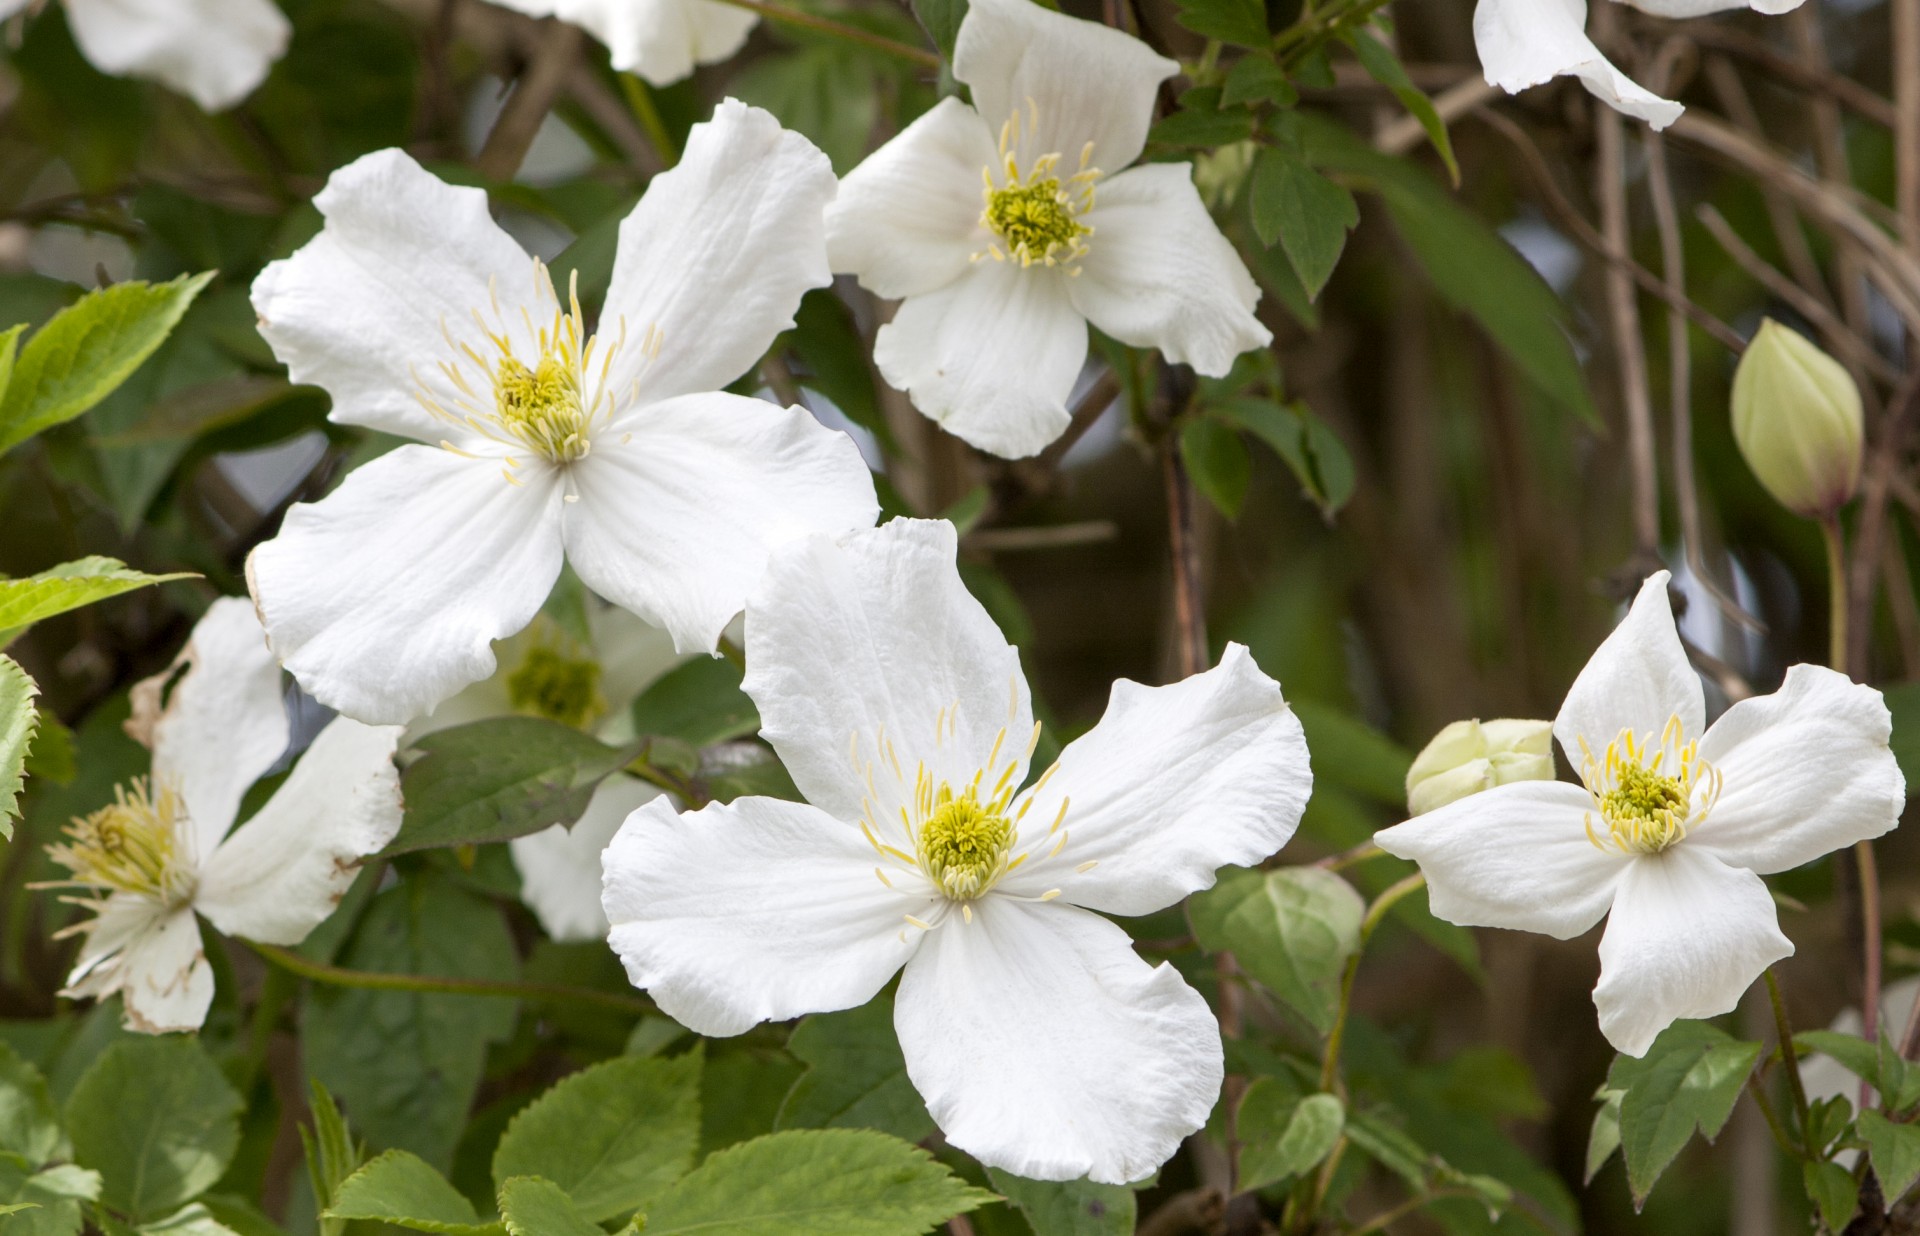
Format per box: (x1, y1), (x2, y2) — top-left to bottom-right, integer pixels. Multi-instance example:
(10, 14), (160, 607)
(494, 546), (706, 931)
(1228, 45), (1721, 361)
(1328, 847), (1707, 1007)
(1580, 716), (1723, 855)
(506, 633), (606, 730)
(977, 105), (1100, 270)
(45, 779), (196, 906)
(917, 788), (1015, 900)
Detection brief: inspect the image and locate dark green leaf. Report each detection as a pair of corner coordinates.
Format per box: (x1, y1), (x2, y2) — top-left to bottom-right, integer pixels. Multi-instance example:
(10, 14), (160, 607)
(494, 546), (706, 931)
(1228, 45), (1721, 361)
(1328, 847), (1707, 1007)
(1249, 147), (1357, 299)
(66, 1038), (243, 1221)
(1221, 56), (1296, 108)
(786, 290), (890, 447)
(1586, 1087), (1623, 1184)
(1180, 418), (1251, 519)
(1606, 1021), (1762, 1205)
(629, 659), (760, 749)
(1149, 106), (1257, 149)
(1174, 0), (1268, 48)
(733, 48), (881, 174)
(986, 1170), (1133, 1236)
(778, 997), (934, 1143)
(1188, 866), (1363, 1032)
(0, 1155), (99, 1236)
(909, 0), (966, 61)
(1858, 1110), (1920, 1204)
(1237, 1083), (1344, 1192)
(1211, 397), (1354, 517)
(1802, 1160), (1857, 1232)
(1886, 683), (1920, 797)
(1341, 29), (1459, 183)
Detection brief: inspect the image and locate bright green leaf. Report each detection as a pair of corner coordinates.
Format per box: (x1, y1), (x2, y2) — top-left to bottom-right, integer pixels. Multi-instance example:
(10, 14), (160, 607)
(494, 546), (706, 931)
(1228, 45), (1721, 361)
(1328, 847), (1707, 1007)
(1607, 1021), (1762, 1206)
(138, 1203), (245, 1236)
(1181, 418), (1251, 520)
(1188, 866), (1364, 1033)
(1249, 147), (1357, 299)
(66, 1038), (243, 1222)
(0, 1042), (62, 1165)
(1858, 1110), (1920, 1204)
(1237, 1083), (1344, 1192)
(1341, 29), (1458, 183)
(986, 1170), (1134, 1236)
(629, 658), (760, 749)
(497, 1177), (607, 1236)
(0, 1155), (99, 1236)
(778, 997), (934, 1143)
(1585, 1087), (1623, 1185)
(325, 1150), (499, 1235)
(0, 557), (194, 648)
(0, 657), (35, 840)
(1802, 1159), (1857, 1232)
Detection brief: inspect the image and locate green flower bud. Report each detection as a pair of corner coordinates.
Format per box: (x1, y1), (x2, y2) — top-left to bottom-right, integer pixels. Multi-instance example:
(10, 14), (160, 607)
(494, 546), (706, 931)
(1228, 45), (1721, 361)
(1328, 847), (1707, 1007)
(1405, 718), (1555, 816)
(1731, 319), (1863, 518)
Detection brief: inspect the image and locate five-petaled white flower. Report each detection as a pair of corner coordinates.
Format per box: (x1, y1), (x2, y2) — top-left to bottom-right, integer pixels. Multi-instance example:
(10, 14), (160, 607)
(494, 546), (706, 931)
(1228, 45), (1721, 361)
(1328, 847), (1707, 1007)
(825, 0), (1271, 460)
(246, 99), (878, 726)
(601, 517), (1311, 1183)
(1474, 0), (1802, 131)
(2, 0), (290, 111)
(42, 598), (403, 1034)
(1375, 571), (1905, 1057)
(487, 0), (757, 87)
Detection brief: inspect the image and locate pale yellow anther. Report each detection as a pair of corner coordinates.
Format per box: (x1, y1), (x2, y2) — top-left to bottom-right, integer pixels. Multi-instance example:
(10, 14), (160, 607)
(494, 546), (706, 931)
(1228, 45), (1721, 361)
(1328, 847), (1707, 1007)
(973, 103), (1101, 271)
(45, 778), (196, 908)
(1580, 715), (1723, 856)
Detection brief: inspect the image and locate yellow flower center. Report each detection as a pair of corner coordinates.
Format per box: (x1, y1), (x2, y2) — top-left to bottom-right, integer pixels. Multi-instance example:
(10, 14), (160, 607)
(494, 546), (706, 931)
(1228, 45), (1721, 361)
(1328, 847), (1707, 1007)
(917, 790), (1015, 901)
(1580, 716), (1723, 855)
(46, 778), (196, 907)
(976, 106), (1100, 270)
(506, 636), (606, 730)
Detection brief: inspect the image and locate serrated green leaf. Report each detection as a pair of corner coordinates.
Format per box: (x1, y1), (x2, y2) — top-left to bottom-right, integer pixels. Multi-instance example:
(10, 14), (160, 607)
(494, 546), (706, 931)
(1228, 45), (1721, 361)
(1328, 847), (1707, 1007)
(65, 1038), (242, 1222)
(325, 1150), (499, 1235)
(1149, 106), (1257, 149)
(1188, 866), (1364, 1033)
(1859, 1110), (1920, 1204)
(643, 1130), (995, 1236)
(1249, 147), (1357, 299)
(0, 1155), (99, 1236)
(1585, 1087), (1623, 1184)
(986, 1170), (1133, 1236)
(497, 1177), (607, 1236)
(0, 657), (35, 840)
(0, 273), (213, 457)
(1221, 56), (1296, 108)
(1174, 0), (1267, 48)
(778, 997), (934, 1143)
(1237, 1084), (1344, 1192)
(1181, 418), (1251, 520)
(0, 558), (194, 648)
(1802, 1159), (1857, 1231)
(1341, 29), (1458, 184)
(491, 1054), (699, 1223)
(629, 658), (760, 749)
(385, 717), (646, 856)
(1607, 1021), (1762, 1205)
(0, 1042), (62, 1165)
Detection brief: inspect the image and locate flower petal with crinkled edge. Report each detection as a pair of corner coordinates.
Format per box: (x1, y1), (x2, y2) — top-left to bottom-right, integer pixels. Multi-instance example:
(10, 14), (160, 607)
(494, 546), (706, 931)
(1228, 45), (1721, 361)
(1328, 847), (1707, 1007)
(66, 0), (289, 111)
(490, 0), (757, 85)
(603, 795), (935, 1036)
(65, 900), (213, 1035)
(896, 898), (1221, 1185)
(1621, 0), (1800, 15)
(513, 776), (665, 942)
(1552, 571), (1704, 779)
(1473, 0), (1684, 131)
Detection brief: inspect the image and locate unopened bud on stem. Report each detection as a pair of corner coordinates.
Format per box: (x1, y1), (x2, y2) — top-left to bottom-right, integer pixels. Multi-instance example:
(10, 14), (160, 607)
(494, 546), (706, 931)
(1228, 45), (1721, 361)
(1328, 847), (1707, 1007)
(1730, 319), (1863, 519)
(1406, 718), (1555, 816)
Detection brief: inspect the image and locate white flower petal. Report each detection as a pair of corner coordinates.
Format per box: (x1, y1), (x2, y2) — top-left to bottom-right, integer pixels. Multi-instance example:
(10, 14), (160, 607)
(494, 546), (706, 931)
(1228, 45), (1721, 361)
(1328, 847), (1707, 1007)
(65, 0), (289, 111)
(562, 391), (877, 656)
(1552, 571), (1704, 777)
(1621, 0), (1801, 15)
(999, 644), (1309, 917)
(1594, 844), (1792, 1056)
(684, 0), (759, 66)
(743, 518), (1031, 828)
(131, 597), (289, 861)
(953, 0), (1176, 173)
(495, 0), (757, 85)
(896, 899), (1220, 1185)
(65, 902), (213, 1035)
(603, 795), (933, 1035)
(1068, 163), (1269, 378)
(1373, 780), (1629, 938)
(248, 444), (566, 725)
(195, 716), (404, 946)
(603, 99), (835, 402)
(1473, 0), (1684, 131)
(512, 775), (665, 942)
(1688, 664), (1905, 874)
(251, 147), (537, 443)
(873, 261), (1085, 460)
(828, 98), (997, 301)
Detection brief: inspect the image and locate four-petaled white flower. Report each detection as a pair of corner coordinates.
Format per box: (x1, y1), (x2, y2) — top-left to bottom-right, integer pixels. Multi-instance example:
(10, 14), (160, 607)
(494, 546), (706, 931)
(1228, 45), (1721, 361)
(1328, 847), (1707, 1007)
(1, 0), (290, 111)
(1474, 0), (1802, 131)
(601, 517), (1311, 1183)
(42, 598), (403, 1034)
(826, 0), (1271, 460)
(1375, 571), (1905, 1057)
(487, 0), (757, 87)
(246, 99), (878, 726)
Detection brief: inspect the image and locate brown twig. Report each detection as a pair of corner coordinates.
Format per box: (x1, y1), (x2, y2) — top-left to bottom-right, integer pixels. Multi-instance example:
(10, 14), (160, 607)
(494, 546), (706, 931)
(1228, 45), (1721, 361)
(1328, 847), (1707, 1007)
(475, 20), (583, 182)
(1686, 22), (1898, 129)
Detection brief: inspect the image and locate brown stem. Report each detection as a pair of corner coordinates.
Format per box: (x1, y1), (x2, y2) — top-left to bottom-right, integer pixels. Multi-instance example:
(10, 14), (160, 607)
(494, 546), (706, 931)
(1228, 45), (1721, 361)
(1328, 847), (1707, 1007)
(475, 21), (582, 182)
(1163, 442), (1210, 680)
(1594, 86), (1662, 560)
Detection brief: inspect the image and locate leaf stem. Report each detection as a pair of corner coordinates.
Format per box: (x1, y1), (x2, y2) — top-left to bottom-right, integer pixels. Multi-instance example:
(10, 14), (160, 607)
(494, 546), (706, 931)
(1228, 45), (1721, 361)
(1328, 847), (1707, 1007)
(618, 74), (679, 166)
(1319, 873), (1425, 1094)
(701, 0), (943, 69)
(1766, 967), (1817, 1159)
(245, 940), (655, 1015)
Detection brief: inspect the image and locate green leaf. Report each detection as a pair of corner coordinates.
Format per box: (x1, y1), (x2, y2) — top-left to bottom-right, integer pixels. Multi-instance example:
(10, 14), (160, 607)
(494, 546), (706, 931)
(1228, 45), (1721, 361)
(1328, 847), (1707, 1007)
(1288, 699), (1412, 808)
(137, 1203), (245, 1236)
(497, 1177), (607, 1236)
(1174, 0), (1267, 48)
(778, 997), (934, 1143)
(1149, 92), (1257, 148)
(0, 1155), (100, 1236)
(1341, 29), (1459, 183)
(1606, 1021), (1762, 1206)
(300, 1081), (362, 1236)
(0, 273), (213, 457)
(65, 1038), (243, 1222)
(643, 1130), (996, 1235)
(1180, 418), (1251, 520)
(1802, 1159), (1857, 1232)
(0, 657), (36, 840)
(1237, 1083), (1344, 1192)
(629, 658), (761, 749)
(0, 557), (194, 648)
(0, 325), (26, 410)
(986, 1170), (1133, 1236)
(384, 717), (646, 856)
(785, 289), (890, 447)
(1342, 1111), (1430, 1191)
(1887, 683), (1920, 793)
(1859, 1110), (1920, 1204)
(325, 1150), (499, 1235)
(1221, 55), (1296, 108)
(491, 1054), (699, 1223)
(0, 1042), (62, 1165)
(1188, 866), (1364, 1033)
(1585, 1087), (1623, 1184)
(908, 0), (966, 61)
(1211, 397), (1354, 518)
(1249, 147), (1357, 300)
(732, 46), (881, 175)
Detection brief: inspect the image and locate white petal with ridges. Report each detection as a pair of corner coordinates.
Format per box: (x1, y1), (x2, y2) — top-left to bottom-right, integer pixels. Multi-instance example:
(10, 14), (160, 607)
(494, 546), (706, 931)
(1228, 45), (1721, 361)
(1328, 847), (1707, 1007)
(998, 645), (1308, 917)
(1473, 0), (1684, 131)
(896, 898), (1221, 1185)
(1553, 571), (1704, 778)
(874, 260), (1086, 460)
(1373, 780), (1630, 938)
(66, 0), (289, 111)
(248, 444), (566, 726)
(513, 775), (665, 942)
(1594, 844), (1792, 1056)
(1689, 664), (1905, 874)
(1069, 163), (1269, 378)
(196, 716), (403, 945)
(602, 99), (835, 402)
(65, 901), (213, 1035)
(1622, 0), (1801, 14)
(828, 98), (999, 300)
(743, 519), (1031, 829)
(562, 391), (877, 656)
(603, 795), (933, 1035)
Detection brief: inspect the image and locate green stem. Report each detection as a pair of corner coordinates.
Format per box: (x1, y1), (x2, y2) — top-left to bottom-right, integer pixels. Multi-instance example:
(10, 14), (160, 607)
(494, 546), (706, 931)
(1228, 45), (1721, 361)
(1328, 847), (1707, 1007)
(718, 634), (747, 673)
(1745, 1070), (1801, 1160)
(1767, 968), (1817, 1158)
(1820, 515), (1850, 673)
(618, 74), (679, 166)
(1821, 516), (1882, 1058)
(1319, 873), (1425, 1094)
(246, 941), (655, 1015)
(1349, 1188), (1478, 1236)
(702, 0), (942, 68)
(1317, 841), (1388, 872)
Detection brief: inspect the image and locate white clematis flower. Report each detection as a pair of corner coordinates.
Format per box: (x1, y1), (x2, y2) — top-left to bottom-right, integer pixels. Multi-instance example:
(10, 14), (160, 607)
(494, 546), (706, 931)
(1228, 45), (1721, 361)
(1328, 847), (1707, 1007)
(602, 518), (1312, 1183)
(486, 0), (756, 87)
(1474, 0), (1803, 131)
(42, 598), (403, 1034)
(246, 100), (878, 726)
(1376, 571), (1905, 1057)
(1, 0), (291, 111)
(826, 0), (1271, 459)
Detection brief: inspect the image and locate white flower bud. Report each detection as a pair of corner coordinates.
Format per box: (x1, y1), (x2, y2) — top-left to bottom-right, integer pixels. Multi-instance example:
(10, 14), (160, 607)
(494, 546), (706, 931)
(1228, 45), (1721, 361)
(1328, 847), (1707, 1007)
(1731, 319), (1864, 518)
(1405, 717), (1555, 816)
